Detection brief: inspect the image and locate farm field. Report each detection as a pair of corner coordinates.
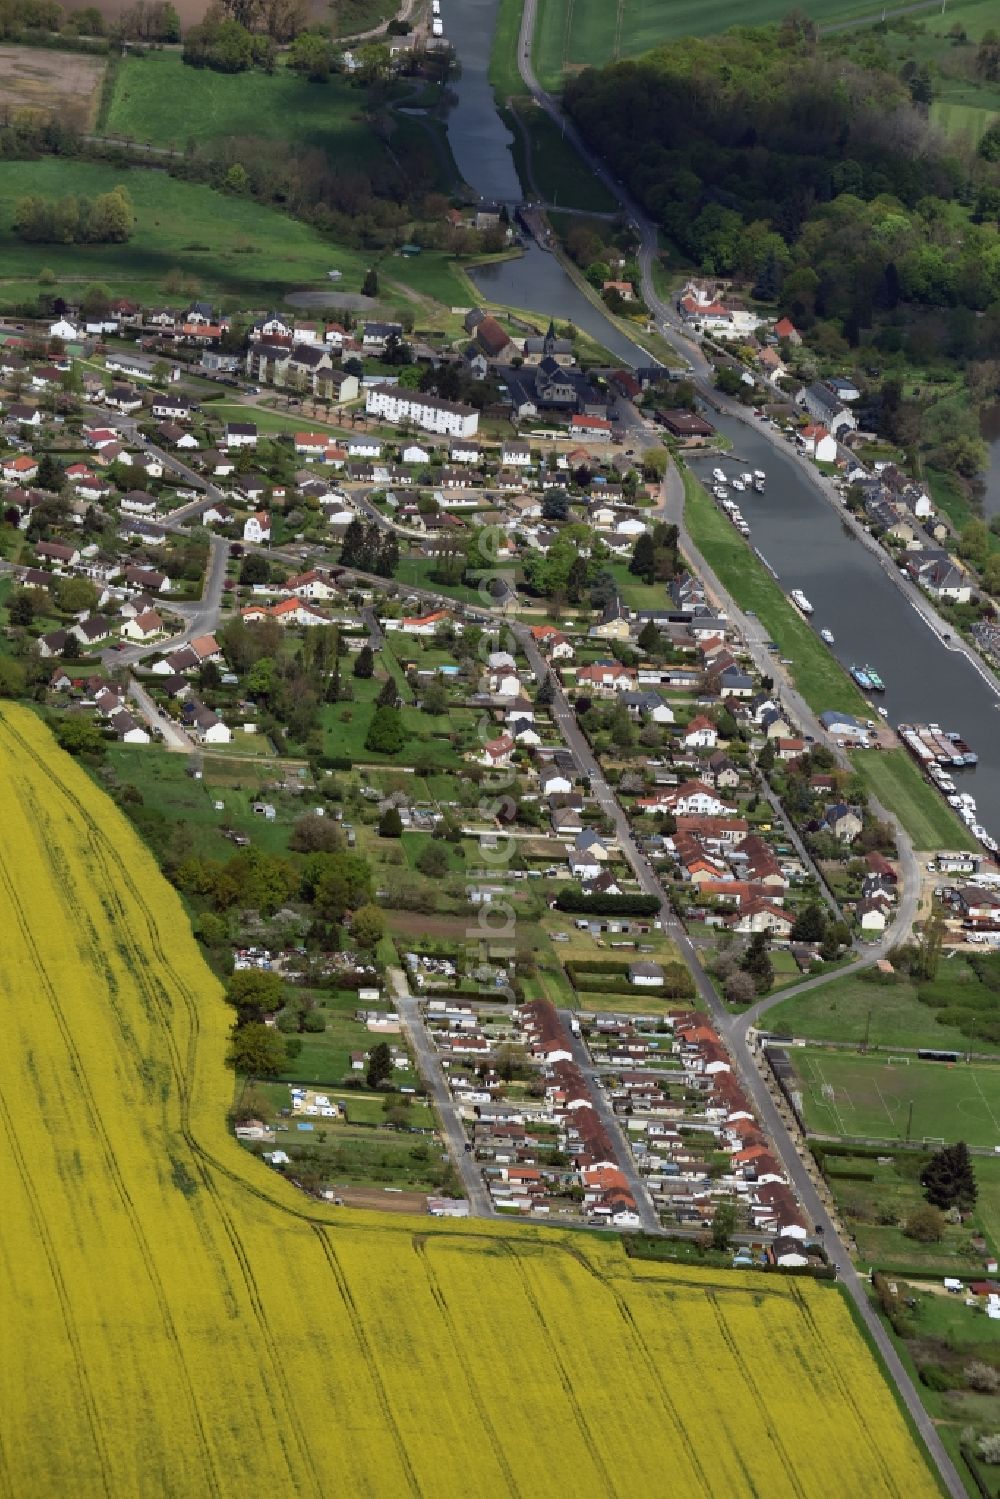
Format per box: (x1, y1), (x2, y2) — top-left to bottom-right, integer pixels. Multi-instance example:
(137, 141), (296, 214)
(789, 1046), (1000, 1149)
(0, 703), (942, 1498)
(0, 159), (364, 310)
(530, 0), (904, 89)
(0, 43), (105, 131)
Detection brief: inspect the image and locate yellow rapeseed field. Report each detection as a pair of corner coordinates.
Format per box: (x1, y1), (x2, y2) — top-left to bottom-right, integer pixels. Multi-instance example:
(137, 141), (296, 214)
(0, 705), (939, 1497)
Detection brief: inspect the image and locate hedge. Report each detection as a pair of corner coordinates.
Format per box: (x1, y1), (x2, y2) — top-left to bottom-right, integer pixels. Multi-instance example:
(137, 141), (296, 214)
(554, 889), (661, 916)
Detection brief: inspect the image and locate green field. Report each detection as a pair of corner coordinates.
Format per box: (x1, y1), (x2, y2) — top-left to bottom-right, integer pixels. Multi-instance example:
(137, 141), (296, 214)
(0, 158), (367, 309)
(530, 0), (904, 89)
(489, 0), (530, 102)
(682, 467), (870, 716)
(766, 964), (1000, 1056)
(850, 749), (976, 853)
(105, 54), (388, 169)
(509, 100), (618, 212)
(791, 1046), (1000, 1149)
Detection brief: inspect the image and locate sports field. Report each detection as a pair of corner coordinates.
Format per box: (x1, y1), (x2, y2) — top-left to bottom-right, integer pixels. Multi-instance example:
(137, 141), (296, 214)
(790, 1046), (1000, 1149)
(531, 0), (900, 89)
(0, 704), (939, 1498)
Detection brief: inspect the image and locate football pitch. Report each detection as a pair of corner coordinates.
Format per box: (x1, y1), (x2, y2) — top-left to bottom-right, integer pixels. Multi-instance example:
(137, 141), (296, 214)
(790, 1047), (1000, 1150)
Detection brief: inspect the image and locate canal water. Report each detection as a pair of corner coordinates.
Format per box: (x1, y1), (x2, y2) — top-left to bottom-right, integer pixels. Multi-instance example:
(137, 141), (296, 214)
(689, 414), (1000, 839)
(442, 0), (649, 367)
(441, 0), (1000, 839)
(981, 403), (1000, 521)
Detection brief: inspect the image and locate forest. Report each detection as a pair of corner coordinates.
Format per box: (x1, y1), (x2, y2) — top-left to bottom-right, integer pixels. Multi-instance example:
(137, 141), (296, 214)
(564, 23), (1000, 321)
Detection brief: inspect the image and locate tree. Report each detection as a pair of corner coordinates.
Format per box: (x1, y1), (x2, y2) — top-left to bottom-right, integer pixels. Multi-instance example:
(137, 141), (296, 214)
(629, 531), (656, 582)
(791, 904), (825, 943)
(225, 969), (284, 1023)
(365, 704), (405, 753)
(903, 1205), (945, 1243)
(353, 644), (375, 679)
(362, 267), (379, 297)
(542, 490), (570, 522)
(421, 679), (448, 715)
(537, 672), (556, 706)
(55, 717), (105, 757)
(228, 1022), (287, 1077)
(741, 931), (773, 993)
(7, 592), (36, 628)
(921, 1142), (977, 1215)
(416, 842), (448, 879)
(56, 576), (98, 614)
(712, 1197), (737, 1250)
(637, 620), (660, 655)
(239, 554), (270, 586)
(366, 1040), (393, 1089)
(287, 30), (334, 79)
(289, 814), (342, 853)
(376, 674), (399, 708)
(912, 912), (944, 982)
(378, 806), (403, 837)
(724, 969), (757, 1006)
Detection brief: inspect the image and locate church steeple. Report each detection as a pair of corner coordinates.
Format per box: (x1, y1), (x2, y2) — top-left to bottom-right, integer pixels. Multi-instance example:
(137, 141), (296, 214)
(543, 320), (557, 356)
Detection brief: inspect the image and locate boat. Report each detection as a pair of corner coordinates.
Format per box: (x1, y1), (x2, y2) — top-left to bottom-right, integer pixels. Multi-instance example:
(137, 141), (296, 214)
(851, 665), (873, 690)
(945, 732), (978, 766)
(712, 468), (727, 484)
(819, 628), (834, 645)
(713, 485), (728, 499)
(753, 478), (765, 493)
(877, 705), (889, 719)
(741, 472), (753, 485)
(753, 469), (765, 481)
(863, 664), (885, 692)
(790, 589), (813, 615)
(731, 478), (745, 492)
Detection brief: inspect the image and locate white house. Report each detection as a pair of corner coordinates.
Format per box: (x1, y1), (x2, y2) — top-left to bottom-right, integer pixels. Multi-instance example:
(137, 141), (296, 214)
(243, 511), (271, 544)
(189, 701), (231, 744)
(365, 385), (479, 439)
(797, 424), (838, 463)
(628, 961), (664, 988)
(224, 421), (258, 448)
(49, 317), (80, 341)
(682, 715), (718, 750)
(402, 443), (432, 464)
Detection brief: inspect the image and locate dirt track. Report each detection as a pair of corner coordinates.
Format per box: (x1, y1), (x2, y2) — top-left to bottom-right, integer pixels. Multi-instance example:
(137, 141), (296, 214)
(0, 44), (105, 130)
(324, 1183), (429, 1213)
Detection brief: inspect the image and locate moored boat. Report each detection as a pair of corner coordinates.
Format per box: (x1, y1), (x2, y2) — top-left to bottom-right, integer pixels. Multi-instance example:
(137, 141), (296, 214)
(820, 628), (834, 645)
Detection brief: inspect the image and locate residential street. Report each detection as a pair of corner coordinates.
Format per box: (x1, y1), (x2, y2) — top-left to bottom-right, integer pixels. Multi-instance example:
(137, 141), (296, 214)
(388, 967), (493, 1217)
(127, 675), (195, 752)
(560, 1016), (662, 1233)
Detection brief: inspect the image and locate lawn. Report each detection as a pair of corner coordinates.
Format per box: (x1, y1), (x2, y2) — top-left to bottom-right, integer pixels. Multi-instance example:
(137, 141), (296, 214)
(790, 1046), (1000, 1149)
(322, 687), (466, 768)
(765, 964), (1000, 1055)
(0, 158), (362, 309)
(850, 749), (976, 853)
(682, 466), (870, 716)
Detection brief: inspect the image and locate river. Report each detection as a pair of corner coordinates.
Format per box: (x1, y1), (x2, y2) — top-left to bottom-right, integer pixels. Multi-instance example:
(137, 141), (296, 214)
(689, 414), (1000, 839)
(441, 0), (1000, 839)
(442, 0), (649, 366)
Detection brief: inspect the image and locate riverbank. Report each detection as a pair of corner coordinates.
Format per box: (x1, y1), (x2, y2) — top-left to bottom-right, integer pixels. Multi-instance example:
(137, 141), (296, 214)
(681, 466), (977, 853)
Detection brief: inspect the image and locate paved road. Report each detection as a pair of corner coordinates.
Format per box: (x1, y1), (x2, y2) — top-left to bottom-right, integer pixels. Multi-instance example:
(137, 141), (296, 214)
(127, 675), (195, 752)
(560, 1014), (662, 1233)
(388, 968), (493, 1217)
(104, 533), (230, 668)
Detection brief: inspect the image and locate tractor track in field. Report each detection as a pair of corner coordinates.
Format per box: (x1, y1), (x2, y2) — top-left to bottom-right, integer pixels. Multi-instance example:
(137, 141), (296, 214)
(413, 1237), (523, 1499)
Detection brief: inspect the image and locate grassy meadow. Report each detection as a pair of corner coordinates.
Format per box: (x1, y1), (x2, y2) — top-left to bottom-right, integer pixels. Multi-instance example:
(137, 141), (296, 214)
(0, 704), (942, 1497)
(850, 750), (977, 854)
(104, 53), (389, 169)
(0, 158), (367, 308)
